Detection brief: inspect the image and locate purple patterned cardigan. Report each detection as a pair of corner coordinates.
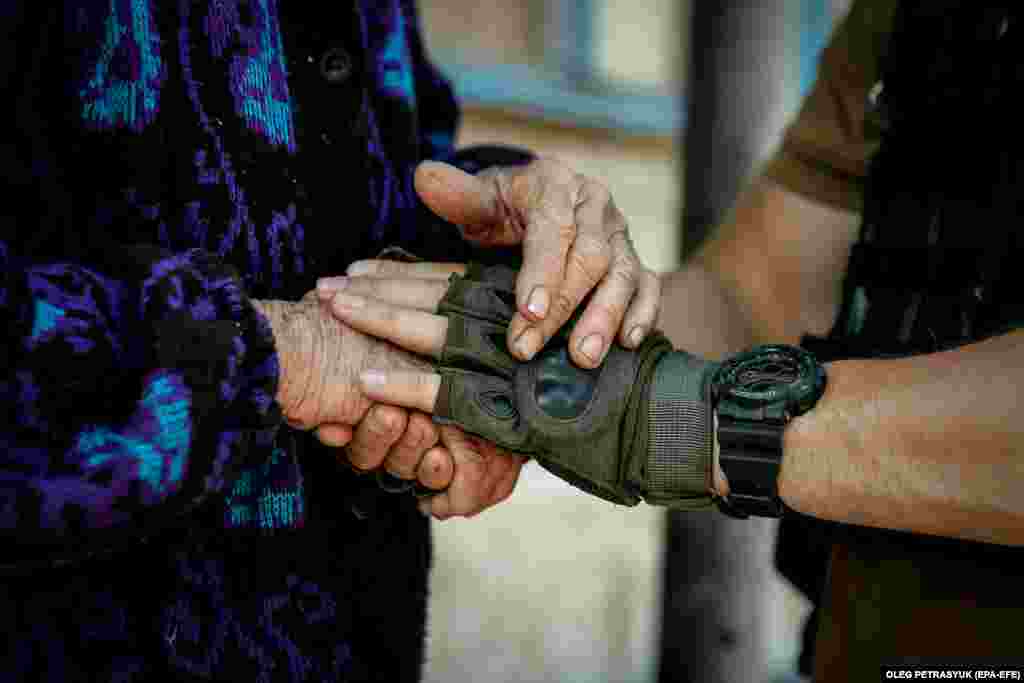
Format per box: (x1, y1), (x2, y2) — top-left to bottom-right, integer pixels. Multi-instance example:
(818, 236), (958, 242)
(0, 1), (529, 680)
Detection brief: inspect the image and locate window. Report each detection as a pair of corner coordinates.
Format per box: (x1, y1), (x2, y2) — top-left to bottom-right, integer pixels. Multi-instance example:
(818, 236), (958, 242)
(418, 0), (685, 136)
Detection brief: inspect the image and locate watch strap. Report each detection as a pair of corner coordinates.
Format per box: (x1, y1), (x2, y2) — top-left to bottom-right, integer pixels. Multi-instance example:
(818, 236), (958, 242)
(715, 415), (786, 518)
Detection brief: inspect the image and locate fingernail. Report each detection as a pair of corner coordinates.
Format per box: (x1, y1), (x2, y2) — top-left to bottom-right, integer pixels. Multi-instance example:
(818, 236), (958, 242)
(346, 261), (374, 277)
(579, 333), (605, 364)
(331, 293), (365, 311)
(628, 326), (646, 347)
(526, 287), (549, 318)
(514, 327), (541, 359)
(316, 276), (349, 297)
(361, 369), (387, 387)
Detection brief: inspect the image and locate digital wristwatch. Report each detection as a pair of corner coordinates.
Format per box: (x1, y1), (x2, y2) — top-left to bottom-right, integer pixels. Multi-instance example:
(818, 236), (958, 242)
(709, 345), (827, 518)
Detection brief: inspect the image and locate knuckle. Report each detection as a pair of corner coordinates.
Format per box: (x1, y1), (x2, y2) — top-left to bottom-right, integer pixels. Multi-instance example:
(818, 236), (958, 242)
(361, 277), (383, 299)
(385, 450), (413, 479)
(609, 258), (639, 290)
(369, 405), (406, 435)
(608, 222), (635, 251)
(556, 216), (577, 240)
(346, 445), (375, 469)
(419, 416), (440, 444)
(635, 270), (660, 301)
(529, 253), (567, 287)
(551, 291), (580, 320)
(534, 205), (576, 240)
(575, 233), (612, 259)
(409, 419), (437, 451)
(401, 425), (425, 452)
(584, 178), (612, 204)
(570, 239), (612, 284)
(645, 270), (663, 299)
(650, 294), (662, 324)
(335, 395), (368, 427)
(647, 301), (662, 327)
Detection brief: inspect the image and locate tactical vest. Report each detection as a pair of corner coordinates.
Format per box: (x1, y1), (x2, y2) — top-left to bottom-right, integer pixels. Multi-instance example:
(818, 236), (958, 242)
(811, 1), (1023, 361)
(781, 2), (1024, 675)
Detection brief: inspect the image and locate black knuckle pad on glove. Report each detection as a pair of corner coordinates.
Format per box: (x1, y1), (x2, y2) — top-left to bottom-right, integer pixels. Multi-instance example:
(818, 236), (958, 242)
(515, 344), (650, 505)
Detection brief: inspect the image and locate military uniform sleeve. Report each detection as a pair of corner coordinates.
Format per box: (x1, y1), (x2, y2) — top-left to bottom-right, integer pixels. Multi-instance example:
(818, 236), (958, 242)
(763, 0), (898, 213)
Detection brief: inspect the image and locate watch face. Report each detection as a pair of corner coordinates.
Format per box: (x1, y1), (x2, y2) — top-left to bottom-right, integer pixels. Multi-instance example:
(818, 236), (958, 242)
(733, 358), (799, 391)
(713, 344), (826, 416)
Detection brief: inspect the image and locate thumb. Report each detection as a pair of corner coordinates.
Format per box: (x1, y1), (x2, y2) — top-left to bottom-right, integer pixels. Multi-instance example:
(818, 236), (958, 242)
(414, 161), (514, 244)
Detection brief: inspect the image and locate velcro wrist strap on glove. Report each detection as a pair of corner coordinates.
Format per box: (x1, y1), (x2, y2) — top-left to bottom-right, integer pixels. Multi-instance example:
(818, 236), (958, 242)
(640, 352), (719, 509)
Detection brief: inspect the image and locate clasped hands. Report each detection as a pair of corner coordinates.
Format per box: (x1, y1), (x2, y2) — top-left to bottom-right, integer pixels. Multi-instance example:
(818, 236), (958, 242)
(258, 158), (660, 519)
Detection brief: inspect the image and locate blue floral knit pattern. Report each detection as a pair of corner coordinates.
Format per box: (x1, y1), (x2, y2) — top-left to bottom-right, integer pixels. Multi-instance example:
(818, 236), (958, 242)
(223, 446), (304, 530)
(1, 1), (478, 680)
(206, 0), (297, 152)
(78, 0), (167, 132)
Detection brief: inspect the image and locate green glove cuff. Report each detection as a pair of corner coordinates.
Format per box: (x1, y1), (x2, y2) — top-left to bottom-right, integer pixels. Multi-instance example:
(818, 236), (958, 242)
(636, 352), (720, 509)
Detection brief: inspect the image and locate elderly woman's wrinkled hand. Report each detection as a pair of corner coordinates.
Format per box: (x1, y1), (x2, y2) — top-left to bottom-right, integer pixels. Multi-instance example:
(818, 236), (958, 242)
(350, 158), (661, 368)
(252, 297), (456, 495)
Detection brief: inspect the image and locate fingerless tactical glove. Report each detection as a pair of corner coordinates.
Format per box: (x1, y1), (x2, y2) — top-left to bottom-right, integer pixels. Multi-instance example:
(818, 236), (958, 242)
(433, 264), (721, 508)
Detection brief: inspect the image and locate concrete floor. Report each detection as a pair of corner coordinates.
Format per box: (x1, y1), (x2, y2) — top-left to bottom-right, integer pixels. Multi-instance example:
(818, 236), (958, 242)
(422, 464), (812, 683)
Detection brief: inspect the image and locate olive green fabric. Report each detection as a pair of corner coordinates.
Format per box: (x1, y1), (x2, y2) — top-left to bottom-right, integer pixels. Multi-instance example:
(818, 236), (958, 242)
(433, 264), (718, 507)
(763, 0), (898, 213)
(641, 352), (718, 509)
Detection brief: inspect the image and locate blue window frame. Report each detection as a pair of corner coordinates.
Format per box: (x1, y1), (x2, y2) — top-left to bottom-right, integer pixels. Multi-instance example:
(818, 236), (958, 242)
(425, 0), (845, 137)
(427, 0), (684, 136)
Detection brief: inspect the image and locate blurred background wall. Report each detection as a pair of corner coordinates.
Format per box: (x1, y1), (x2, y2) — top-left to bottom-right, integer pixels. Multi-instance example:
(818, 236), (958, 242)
(413, 2), (849, 681)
